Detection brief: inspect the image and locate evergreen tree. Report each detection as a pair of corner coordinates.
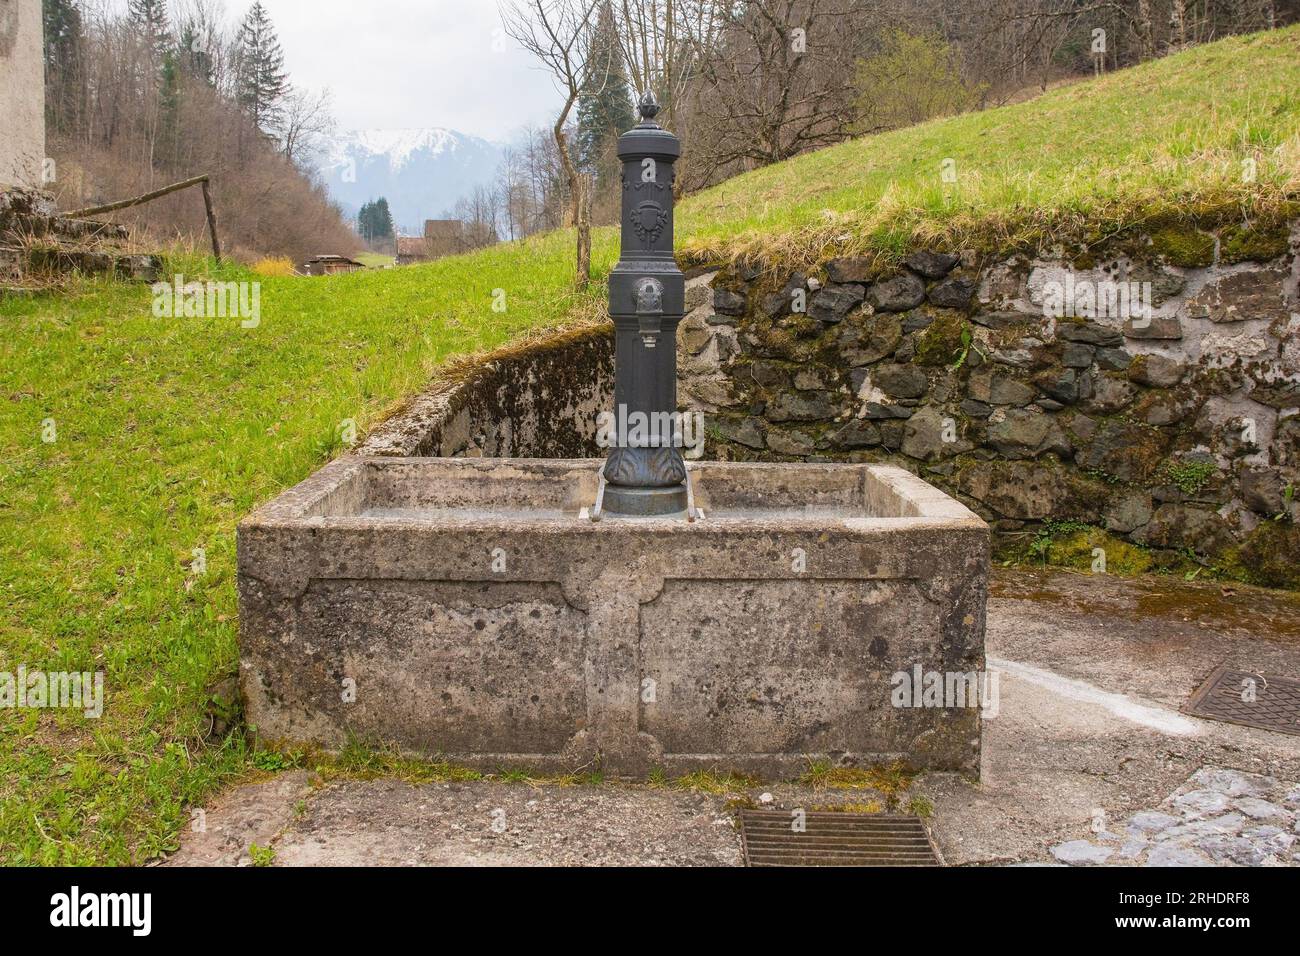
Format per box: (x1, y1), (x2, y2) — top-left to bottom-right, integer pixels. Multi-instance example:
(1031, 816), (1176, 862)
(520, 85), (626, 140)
(43, 0), (87, 135)
(128, 0), (170, 65)
(357, 200), (394, 243)
(157, 48), (182, 163)
(372, 198), (394, 240)
(178, 20), (215, 86)
(235, 1), (290, 135)
(576, 3), (634, 178)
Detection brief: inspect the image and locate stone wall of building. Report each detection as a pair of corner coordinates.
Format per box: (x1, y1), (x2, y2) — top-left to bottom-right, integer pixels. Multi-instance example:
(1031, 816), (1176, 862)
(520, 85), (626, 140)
(0, 0), (45, 188)
(676, 220), (1300, 587)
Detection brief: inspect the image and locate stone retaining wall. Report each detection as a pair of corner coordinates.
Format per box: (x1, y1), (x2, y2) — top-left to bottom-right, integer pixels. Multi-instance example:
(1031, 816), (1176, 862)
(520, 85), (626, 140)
(365, 219), (1300, 587)
(360, 324), (613, 458)
(677, 221), (1300, 587)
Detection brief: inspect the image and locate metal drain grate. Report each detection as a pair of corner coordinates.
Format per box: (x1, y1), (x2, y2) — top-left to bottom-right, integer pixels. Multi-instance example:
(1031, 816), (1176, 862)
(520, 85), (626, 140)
(738, 811), (939, 867)
(1185, 665), (1300, 737)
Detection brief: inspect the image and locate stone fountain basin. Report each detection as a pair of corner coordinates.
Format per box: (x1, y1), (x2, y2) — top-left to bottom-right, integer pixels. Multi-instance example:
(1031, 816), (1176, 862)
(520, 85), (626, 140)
(238, 457), (989, 776)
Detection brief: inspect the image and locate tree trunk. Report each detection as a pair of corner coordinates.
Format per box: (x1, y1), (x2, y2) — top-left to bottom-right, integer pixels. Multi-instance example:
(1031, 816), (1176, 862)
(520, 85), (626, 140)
(553, 118), (589, 291)
(1136, 0), (1153, 60)
(1171, 0), (1187, 51)
(576, 173), (592, 292)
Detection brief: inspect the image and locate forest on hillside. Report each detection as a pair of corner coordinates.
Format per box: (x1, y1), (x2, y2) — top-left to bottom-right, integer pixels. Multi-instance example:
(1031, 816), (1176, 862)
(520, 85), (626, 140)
(41, 0), (355, 263)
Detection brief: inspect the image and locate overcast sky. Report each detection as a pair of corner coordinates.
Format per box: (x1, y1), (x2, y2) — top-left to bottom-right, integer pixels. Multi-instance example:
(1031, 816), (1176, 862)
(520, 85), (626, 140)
(260, 0), (564, 141)
(109, 0), (567, 142)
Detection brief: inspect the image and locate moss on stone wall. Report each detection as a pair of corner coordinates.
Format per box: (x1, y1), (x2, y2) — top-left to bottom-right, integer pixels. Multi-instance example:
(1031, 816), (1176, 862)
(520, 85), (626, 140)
(1223, 521), (1300, 590)
(998, 525), (1156, 575)
(1149, 225), (1216, 267)
(914, 312), (968, 366)
(1218, 221), (1291, 264)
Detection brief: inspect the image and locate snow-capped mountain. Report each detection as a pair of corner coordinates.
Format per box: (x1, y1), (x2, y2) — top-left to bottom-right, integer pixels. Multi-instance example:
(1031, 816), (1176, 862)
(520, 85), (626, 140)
(318, 128), (504, 235)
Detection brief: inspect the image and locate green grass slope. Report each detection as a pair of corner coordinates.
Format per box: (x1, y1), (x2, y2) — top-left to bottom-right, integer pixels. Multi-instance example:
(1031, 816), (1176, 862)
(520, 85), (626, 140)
(2, 27), (1298, 863)
(0, 238), (608, 863)
(678, 26), (1300, 263)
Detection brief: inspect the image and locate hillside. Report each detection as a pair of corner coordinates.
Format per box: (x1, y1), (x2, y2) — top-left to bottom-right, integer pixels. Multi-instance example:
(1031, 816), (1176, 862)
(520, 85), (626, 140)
(677, 27), (1300, 264)
(2, 27), (1299, 864)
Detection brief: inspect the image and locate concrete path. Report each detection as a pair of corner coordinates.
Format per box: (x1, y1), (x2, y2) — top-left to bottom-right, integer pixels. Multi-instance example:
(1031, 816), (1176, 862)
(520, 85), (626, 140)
(169, 569), (1300, 866)
(930, 569), (1300, 865)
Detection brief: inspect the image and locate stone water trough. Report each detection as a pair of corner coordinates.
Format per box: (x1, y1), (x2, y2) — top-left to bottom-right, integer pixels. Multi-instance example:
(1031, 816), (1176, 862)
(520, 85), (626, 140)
(239, 99), (990, 777)
(238, 456), (989, 776)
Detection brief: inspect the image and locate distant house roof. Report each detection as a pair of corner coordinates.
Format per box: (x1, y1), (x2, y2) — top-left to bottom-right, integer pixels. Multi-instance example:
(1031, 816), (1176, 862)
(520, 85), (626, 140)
(395, 237), (428, 257)
(424, 219), (462, 239)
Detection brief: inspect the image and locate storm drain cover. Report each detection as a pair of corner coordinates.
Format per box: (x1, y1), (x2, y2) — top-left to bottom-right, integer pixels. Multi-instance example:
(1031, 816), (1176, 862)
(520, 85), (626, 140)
(738, 811), (939, 867)
(1185, 665), (1300, 737)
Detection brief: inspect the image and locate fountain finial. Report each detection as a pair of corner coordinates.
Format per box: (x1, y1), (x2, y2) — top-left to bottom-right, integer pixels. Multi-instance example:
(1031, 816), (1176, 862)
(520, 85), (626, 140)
(638, 90), (660, 123)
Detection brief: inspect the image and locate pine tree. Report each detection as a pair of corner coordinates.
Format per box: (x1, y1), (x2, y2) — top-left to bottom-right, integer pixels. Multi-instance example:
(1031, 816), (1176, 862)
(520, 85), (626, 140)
(357, 200), (393, 243)
(178, 20), (215, 86)
(128, 0), (170, 65)
(235, 1), (290, 135)
(43, 0), (87, 135)
(157, 48), (182, 164)
(576, 3), (634, 178)
(372, 198), (394, 240)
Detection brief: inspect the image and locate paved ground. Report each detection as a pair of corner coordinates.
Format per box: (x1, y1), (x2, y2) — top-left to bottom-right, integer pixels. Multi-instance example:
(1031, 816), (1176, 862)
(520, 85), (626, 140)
(169, 568), (1300, 866)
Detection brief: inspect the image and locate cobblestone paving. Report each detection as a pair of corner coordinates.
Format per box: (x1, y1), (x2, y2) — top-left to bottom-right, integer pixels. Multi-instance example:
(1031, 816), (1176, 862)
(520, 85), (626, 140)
(1051, 767), (1300, 866)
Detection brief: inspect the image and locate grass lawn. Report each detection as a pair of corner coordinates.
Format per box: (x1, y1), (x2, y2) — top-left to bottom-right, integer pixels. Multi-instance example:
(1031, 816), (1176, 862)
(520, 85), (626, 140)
(0, 234), (612, 863)
(2, 27), (1299, 864)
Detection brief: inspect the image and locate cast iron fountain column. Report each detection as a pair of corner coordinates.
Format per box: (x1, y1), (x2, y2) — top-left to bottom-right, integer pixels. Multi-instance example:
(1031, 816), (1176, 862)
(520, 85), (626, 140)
(601, 92), (688, 516)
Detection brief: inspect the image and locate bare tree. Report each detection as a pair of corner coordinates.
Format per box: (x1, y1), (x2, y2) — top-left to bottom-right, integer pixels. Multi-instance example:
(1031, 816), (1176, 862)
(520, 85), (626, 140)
(1170, 0), (1188, 50)
(1134, 0), (1155, 60)
(497, 124), (571, 236)
(683, 0), (862, 189)
(612, 0), (721, 133)
(454, 184), (503, 250)
(280, 88), (336, 167)
(500, 0), (601, 290)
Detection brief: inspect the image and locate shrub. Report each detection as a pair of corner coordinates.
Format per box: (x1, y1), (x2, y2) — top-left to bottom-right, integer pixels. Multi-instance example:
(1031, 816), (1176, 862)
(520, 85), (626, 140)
(854, 31), (987, 133)
(253, 257), (296, 277)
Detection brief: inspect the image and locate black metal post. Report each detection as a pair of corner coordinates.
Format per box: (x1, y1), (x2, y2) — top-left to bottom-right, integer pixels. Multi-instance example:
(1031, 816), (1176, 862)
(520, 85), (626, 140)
(601, 92), (687, 516)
